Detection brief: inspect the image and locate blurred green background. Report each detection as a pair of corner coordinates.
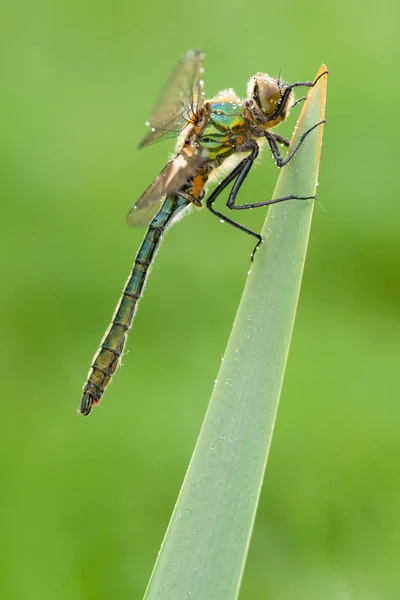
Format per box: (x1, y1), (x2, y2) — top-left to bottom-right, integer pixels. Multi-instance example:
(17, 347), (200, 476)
(1, 0), (399, 598)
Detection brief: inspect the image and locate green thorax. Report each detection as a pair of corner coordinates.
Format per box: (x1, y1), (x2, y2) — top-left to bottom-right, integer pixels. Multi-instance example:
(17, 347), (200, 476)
(198, 101), (247, 161)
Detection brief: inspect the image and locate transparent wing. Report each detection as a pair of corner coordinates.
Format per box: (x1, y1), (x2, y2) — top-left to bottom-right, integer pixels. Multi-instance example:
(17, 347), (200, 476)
(127, 165), (170, 226)
(127, 149), (206, 226)
(139, 49), (205, 149)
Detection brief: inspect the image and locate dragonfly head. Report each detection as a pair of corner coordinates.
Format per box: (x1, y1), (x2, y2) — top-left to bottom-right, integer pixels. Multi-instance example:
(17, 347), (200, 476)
(247, 73), (294, 126)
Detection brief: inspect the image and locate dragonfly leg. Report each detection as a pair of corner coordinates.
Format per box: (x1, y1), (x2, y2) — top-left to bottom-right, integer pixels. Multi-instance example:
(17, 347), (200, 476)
(265, 119), (326, 168)
(225, 142), (316, 214)
(271, 133), (290, 147)
(207, 140), (316, 260)
(271, 70), (329, 121)
(206, 145), (262, 260)
(291, 96), (307, 109)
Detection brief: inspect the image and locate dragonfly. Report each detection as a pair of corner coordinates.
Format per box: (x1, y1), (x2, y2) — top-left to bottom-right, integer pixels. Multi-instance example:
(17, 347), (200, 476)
(79, 49), (326, 415)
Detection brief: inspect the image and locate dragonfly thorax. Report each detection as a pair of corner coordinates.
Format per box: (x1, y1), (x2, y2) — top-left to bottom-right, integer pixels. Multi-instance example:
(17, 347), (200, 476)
(196, 100), (249, 161)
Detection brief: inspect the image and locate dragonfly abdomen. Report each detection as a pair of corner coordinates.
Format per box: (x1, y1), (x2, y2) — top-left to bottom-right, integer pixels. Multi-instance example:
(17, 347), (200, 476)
(80, 195), (189, 415)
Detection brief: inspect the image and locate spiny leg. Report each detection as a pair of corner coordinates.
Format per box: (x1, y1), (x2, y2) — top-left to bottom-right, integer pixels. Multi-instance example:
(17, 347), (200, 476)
(206, 143), (315, 260)
(227, 120), (325, 254)
(272, 70), (329, 121)
(271, 133), (290, 147)
(266, 120), (326, 168)
(206, 146), (262, 260)
(225, 142), (315, 214)
(292, 96), (307, 109)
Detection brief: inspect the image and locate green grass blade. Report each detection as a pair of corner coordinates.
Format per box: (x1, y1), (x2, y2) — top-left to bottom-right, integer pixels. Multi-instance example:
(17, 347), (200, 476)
(143, 67), (328, 600)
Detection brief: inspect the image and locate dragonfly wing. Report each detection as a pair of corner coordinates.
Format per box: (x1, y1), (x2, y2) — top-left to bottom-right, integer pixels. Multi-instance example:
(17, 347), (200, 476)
(127, 149), (207, 227)
(139, 49), (205, 149)
(127, 164), (170, 226)
(162, 149), (205, 195)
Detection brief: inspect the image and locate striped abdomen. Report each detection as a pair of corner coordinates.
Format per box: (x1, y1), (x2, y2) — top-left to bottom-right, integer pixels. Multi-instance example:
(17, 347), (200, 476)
(79, 195), (189, 415)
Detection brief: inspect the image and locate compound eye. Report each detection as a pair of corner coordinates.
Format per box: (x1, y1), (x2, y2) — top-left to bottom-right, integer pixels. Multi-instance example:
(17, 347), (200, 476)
(252, 74), (281, 117)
